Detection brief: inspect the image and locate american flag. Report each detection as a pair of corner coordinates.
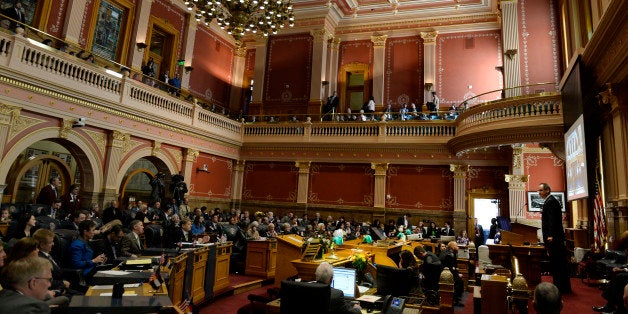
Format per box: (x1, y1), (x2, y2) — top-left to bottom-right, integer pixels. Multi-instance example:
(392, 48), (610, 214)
(593, 174), (606, 250)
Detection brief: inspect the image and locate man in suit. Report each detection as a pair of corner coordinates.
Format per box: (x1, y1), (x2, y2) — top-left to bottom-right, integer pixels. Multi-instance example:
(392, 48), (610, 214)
(36, 177), (60, 207)
(33, 229), (69, 293)
(0, 256), (53, 314)
(441, 222), (455, 236)
(121, 220), (144, 258)
(93, 224), (124, 262)
(38, 198), (64, 220)
(473, 218), (485, 247)
(315, 262), (361, 314)
(397, 213), (410, 229)
(539, 182), (571, 294)
(61, 184), (82, 217)
(102, 200), (122, 225)
(3, 1), (26, 32)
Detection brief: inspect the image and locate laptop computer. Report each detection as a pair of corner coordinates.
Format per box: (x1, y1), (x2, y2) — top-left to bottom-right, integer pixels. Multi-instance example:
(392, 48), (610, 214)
(331, 267), (357, 299)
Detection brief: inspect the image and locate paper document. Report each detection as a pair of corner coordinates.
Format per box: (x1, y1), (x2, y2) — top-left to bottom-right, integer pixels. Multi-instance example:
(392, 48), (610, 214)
(126, 259), (152, 265)
(98, 270), (131, 276)
(357, 295), (381, 302)
(357, 286), (370, 294)
(99, 292), (138, 296)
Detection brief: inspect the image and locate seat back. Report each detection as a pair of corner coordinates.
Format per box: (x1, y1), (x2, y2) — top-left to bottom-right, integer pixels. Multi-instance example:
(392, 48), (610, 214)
(280, 280), (330, 314)
(478, 245), (491, 269)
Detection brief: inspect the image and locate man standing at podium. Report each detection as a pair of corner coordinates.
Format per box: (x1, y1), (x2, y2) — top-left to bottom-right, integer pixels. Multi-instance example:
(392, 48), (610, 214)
(539, 182), (572, 294)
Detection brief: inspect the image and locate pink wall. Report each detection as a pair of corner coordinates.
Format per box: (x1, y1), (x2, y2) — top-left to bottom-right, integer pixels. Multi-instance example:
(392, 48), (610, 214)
(524, 150), (565, 219)
(386, 165), (452, 211)
(385, 36), (424, 107)
(437, 30), (503, 108)
(46, 0), (70, 38)
(190, 153), (233, 199)
(519, 0), (562, 92)
(308, 163), (374, 206)
(150, 0), (187, 62)
(263, 34), (312, 114)
(339, 40), (373, 69)
(189, 26), (234, 107)
(242, 161), (298, 202)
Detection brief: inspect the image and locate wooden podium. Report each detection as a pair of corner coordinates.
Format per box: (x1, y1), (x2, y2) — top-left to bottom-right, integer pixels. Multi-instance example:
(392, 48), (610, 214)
(245, 239), (277, 278)
(274, 235), (304, 285)
(488, 244), (545, 287)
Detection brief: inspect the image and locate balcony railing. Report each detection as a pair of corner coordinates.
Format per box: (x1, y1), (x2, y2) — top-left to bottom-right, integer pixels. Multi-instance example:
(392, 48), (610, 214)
(0, 31), (563, 151)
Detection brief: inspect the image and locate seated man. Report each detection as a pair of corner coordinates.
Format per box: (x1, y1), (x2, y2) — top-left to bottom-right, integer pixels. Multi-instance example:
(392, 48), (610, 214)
(315, 262), (361, 314)
(534, 282), (562, 314)
(0, 256), (53, 314)
(121, 220), (144, 258)
(414, 246), (442, 292)
(93, 224), (125, 262)
(593, 269), (628, 313)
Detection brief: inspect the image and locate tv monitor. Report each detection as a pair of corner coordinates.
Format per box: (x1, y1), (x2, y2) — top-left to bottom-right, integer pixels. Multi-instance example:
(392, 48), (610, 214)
(331, 267), (356, 299)
(370, 227), (387, 241)
(406, 234), (422, 241)
(376, 264), (413, 297)
(565, 114), (589, 201)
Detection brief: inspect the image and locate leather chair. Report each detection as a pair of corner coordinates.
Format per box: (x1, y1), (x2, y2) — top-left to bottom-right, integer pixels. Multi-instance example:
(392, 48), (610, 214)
(280, 280), (330, 314)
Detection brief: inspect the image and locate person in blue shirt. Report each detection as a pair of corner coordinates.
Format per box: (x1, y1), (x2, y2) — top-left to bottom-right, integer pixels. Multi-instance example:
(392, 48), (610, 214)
(191, 214), (206, 236)
(69, 220), (106, 277)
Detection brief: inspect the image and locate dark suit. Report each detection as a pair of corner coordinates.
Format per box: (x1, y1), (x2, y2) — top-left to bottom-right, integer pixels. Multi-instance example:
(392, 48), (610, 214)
(60, 193), (82, 216)
(38, 251), (65, 291)
(0, 289), (50, 314)
(329, 287), (360, 314)
(102, 206), (122, 225)
(441, 227), (454, 236)
(3, 6), (26, 32)
(36, 185), (58, 207)
(541, 194), (571, 293)
(120, 232), (142, 257)
(175, 229), (193, 243)
(92, 236), (122, 261)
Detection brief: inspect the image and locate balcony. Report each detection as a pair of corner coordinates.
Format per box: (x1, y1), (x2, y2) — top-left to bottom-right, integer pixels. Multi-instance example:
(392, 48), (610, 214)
(0, 32), (563, 157)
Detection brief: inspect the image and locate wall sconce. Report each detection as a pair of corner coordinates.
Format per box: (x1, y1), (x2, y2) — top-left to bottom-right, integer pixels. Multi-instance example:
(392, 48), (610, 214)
(321, 80), (329, 86)
(184, 66), (194, 73)
(136, 42), (147, 51)
(424, 83), (433, 91)
(284, 83), (290, 89)
(505, 49), (518, 60)
(196, 164), (210, 173)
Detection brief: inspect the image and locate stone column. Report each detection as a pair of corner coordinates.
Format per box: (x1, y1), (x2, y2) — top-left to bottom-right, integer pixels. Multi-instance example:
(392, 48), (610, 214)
(371, 163), (388, 209)
(249, 37), (268, 115)
(182, 148), (199, 185)
(180, 20), (198, 89)
(229, 42), (247, 113)
(327, 37), (341, 96)
(500, 0), (522, 97)
(231, 160), (246, 207)
(421, 31), (438, 102)
(505, 144), (529, 223)
(371, 34), (387, 109)
(309, 29), (330, 115)
(129, 0), (154, 71)
(102, 130), (130, 203)
(295, 161), (311, 205)
(450, 164), (469, 233)
(61, 0), (87, 44)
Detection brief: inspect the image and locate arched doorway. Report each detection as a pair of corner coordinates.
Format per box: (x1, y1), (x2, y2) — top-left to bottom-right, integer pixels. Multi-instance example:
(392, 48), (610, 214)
(118, 156), (171, 209)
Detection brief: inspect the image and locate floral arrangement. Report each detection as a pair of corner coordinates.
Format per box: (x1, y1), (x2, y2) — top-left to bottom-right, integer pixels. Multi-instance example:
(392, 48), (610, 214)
(350, 252), (368, 274)
(254, 211), (264, 218)
(305, 232), (333, 258)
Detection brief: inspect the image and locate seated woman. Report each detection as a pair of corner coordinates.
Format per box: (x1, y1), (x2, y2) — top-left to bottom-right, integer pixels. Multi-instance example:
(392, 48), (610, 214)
(246, 221), (261, 240)
(426, 222), (440, 239)
(399, 250), (421, 296)
(9, 212), (38, 240)
(191, 214), (206, 236)
(69, 220), (107, 278)
(456, 230), (470, 245)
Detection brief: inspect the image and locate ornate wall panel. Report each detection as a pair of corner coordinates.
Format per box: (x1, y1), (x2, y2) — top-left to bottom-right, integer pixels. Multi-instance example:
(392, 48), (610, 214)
(242, 161), (298, 202)
(308, 163), (374, 206)
(190, 25), (235, 107)
(263, 34), (313, 112)
(519, 0), (562, 92)
(78, 0), (98, 48)
(523, 150), (565, 220)
(151, 0), (187, 61)
(46, 0), (70, 37)
(190, 153), (233, 199)
(384, 36), (423, 108)
(437, 30), (502, 107)
(386, 164), (452, 211)
(245, 49), (256, 72)
(339, 40), (373, 70)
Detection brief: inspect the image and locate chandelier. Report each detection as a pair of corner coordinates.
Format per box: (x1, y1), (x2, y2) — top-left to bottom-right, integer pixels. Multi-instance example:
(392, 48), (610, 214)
(185, 0), (295, 40)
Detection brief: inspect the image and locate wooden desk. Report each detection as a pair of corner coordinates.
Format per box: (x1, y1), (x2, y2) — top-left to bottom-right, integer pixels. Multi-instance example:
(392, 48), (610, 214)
(290, 250), (373, 282)
(246, 239), (277, 278)
(68, 295), (173, 314)
(214, 242), (232, 293)
(480, 274), (508, 314)
(86, 283), (168, 296)
(487, 244), (545, 287)
(275, 235), (304, 285)
(340, 239), (402, 267)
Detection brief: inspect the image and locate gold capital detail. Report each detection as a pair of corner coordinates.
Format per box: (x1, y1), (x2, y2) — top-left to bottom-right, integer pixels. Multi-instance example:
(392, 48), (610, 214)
(185, 148), (199, 162)
(371, 162), (388, 175)
(60, 119), (73, 139)
(111, 130), (130, 151)
(449, 164), (469, 174)
(371, 34), (388, 47)
(505, 174), (529, 183)
(311, 29), (331, 44)
(420, 31), (438, 44)
(295, 161), (311, 173)
(152, 141), (161, 157)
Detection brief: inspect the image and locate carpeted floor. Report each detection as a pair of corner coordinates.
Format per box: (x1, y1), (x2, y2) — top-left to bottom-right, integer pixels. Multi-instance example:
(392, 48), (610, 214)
(201, 275), (606, 314)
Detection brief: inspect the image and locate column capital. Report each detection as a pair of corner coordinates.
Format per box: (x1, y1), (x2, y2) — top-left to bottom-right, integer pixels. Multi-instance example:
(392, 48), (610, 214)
(152, 141), (161, 156)
(0, 103), (20, 126)
(598, 83), (620, 112)
(449, 164), (469, 176)
(184, 148), (199, 162)
(420, 31), (438, 44)
(371, 163), (389, 175)
(234, 159), (246, 171)
(505, 174), (529, 184)
(235, 41), (247, 57)
(371, 34), (388, 47)
(329, 37), (341, 50)
(110, 130), (130, 150)
(310, 29), (332, 43)
(295, 161), (311, 173)
(60, 119), (73, 139)
(255, 36), (268, 46)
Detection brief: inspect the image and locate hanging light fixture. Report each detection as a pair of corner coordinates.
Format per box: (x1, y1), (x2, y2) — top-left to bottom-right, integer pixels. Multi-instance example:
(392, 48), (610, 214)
(185, 0), (295, 40)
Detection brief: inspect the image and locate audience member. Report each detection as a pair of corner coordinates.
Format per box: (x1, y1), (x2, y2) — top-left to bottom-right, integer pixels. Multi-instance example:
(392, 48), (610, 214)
(121, 220), (144, 258)
(69, 220), (106, 277)
(315, 262), (361, 314)
(60, 184), (82, 217)
(399, 250), (421, 295)
(0, 257), (53, 314)
(534, 282), (562, 314)
(10, 212), (38, 240)
(36, 177), (61, 208)
(440, 241), (463, 307)
(414, 246), (442, 292)
(102, 200), (122, 225)
(93, 224), (124, 262)
(441, 222), (454, 236)
(474, 218), (484, 247)
(456, 230), (470, 245)
(33, 229), (69, 293)
(5, 237), (39, 265)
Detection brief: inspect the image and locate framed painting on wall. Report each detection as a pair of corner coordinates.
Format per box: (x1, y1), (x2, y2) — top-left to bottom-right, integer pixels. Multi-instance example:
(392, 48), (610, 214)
(92, 0), (124, 60)
(527, 192), (566, 212)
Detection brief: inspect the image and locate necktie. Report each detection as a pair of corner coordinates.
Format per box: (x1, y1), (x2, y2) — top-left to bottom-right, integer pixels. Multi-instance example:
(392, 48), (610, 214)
(46, 253), (58, 269)
(136, 234), (142, 250)
(112, 244), (117, 259)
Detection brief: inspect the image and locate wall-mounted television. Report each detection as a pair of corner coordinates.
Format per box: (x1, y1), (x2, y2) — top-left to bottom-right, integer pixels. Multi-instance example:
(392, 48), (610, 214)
(565, 115), (588, 201)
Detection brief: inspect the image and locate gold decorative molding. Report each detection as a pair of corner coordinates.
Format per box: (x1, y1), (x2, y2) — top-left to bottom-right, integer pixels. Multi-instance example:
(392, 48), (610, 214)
(505, 174), (529, 183)
(234, 159), (246, 171)
(59, 119), (73, 139)
(310, 29), (331, 44)
(449, 164), (470, 175)
(512, 143), (524, 168)
(0, 103), (19, 126)
(420, 31), (438, 44)
(370, 162), (388, 175)
(84, 129), (107, 156)
(234, 41), (247, 57)
(371, 34), (388, 47)
(329, 37), (341, 50)
(152, 141), (161, 157)
(1, 103), (43, 141)
(185, 148), (199, 162)
(165, 147), (183, 166)
(295, 161), (311, 173)
(110, 130), (130, 152)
